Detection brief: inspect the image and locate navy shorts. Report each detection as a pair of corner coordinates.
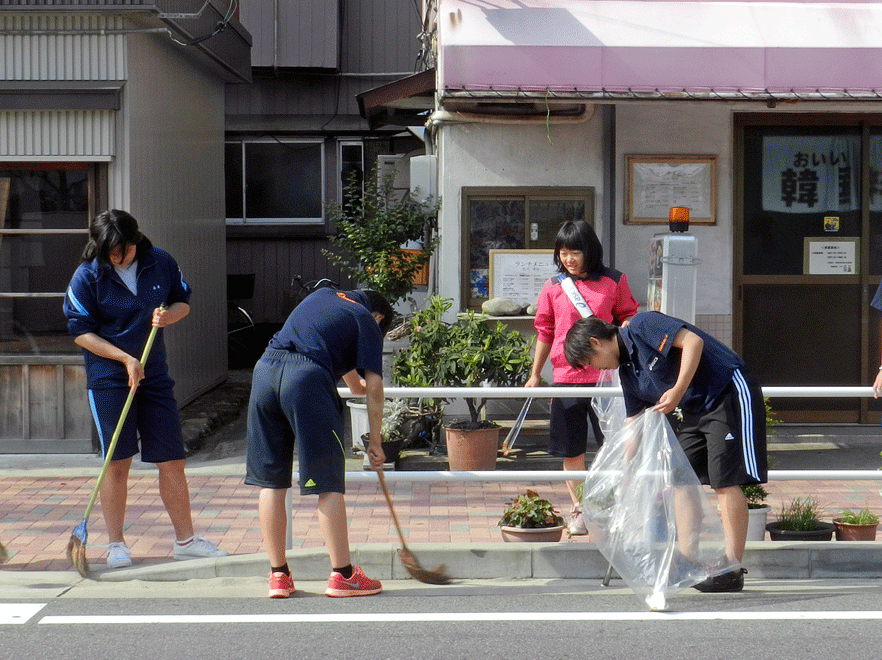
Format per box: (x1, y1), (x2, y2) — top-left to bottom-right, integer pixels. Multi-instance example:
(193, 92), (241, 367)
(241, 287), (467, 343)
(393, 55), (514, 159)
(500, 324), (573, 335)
(88, 374), (185, 463)
(245, 349), (346, 495)
(676, 368), (768, 489)
(548, 383), (604, 458)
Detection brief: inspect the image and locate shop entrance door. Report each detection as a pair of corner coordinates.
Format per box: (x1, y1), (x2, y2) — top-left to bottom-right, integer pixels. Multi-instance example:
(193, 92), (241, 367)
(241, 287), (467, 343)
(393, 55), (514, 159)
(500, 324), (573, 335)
(734, 116), (882, 423)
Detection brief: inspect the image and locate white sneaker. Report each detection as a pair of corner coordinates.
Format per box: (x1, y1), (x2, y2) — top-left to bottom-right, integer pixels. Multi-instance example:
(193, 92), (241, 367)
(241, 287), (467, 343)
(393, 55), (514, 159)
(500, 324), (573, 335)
(568, 506), (588, 536)
(106, 541), (133, 568)
(173, 535), (229, 560)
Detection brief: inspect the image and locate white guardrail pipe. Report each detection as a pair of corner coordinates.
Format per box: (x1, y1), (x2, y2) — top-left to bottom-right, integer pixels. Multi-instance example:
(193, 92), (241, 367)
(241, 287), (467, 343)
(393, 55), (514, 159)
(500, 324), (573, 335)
(330, 470), (882, 483)
(339, 386), (877, 399)
(282, 385), (881, 547)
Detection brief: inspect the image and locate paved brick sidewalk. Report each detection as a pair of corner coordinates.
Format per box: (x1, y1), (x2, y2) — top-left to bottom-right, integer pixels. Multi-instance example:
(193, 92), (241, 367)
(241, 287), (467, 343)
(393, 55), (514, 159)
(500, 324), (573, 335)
(2, 471), (880, 572)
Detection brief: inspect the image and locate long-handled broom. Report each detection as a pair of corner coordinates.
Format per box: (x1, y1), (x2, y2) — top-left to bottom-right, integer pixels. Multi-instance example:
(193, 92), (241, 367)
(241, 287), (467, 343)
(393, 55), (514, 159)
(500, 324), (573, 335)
(66, 315), (162, 578)
(376, 469), (450, 585)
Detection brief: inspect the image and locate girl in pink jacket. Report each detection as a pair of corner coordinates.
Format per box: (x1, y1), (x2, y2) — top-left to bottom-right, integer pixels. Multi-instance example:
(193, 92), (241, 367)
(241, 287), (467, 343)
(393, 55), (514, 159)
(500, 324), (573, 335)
(525, 220), (638, 535)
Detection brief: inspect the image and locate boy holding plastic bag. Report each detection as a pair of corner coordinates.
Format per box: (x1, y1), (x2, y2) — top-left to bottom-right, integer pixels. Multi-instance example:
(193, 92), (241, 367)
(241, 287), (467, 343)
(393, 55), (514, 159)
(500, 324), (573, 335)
(564, 311), (767, 594)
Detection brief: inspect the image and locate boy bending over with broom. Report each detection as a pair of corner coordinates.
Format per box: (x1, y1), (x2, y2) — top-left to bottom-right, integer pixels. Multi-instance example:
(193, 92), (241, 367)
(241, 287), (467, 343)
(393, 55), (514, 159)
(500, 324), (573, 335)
(245, 288), (395, 598)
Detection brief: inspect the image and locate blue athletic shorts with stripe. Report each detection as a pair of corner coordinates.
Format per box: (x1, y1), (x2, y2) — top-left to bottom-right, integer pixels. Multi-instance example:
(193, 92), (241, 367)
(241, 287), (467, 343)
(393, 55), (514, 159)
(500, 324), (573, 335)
(676, 368), (768, 489)
(244, 349), (346, 495)
(88, 374), (186, 463)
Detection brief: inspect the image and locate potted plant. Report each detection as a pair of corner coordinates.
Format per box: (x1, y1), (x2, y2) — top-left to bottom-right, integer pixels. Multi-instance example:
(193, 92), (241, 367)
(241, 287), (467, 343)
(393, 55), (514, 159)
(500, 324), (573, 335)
(766, 497), (835, 541)
(392, 296), (534, 470)
(833, 508), (879, 541)
(349, 397), (439, 461)
(323, 166), (439, 305)
(742, 483), (771, 541)
(498, 489), (566, 542)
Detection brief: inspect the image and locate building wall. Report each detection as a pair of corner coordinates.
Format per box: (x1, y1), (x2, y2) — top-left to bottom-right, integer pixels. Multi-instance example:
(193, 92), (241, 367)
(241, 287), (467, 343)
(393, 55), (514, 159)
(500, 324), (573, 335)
(226, 0), (427, 329)
(435, 115), (605, 315)
(614, 101), (735, 344)
(435, 100), (882, 348)
(118, 31), (228, 404)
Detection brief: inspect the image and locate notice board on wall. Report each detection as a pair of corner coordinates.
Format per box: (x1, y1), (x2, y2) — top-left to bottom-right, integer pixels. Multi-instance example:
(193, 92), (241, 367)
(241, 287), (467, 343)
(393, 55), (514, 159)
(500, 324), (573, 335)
(488, 249), (556, 309)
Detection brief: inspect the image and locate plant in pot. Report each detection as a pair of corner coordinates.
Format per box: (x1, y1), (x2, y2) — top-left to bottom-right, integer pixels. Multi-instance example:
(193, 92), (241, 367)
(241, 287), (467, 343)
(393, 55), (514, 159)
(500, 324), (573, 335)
(391, 296), (534, 470)
(351, 397), (439, 463)
(498, 489), (566, 542)
(742, 483), (771, 542)
(833, 508), (879, 541)
(766, 497), (835, 541)
(323, 166), (439, 306)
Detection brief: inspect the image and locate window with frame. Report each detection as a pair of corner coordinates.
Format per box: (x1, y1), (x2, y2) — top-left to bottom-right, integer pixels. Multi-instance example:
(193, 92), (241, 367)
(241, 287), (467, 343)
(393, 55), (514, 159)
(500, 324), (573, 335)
(225, 139), (325, 224)
(338, 140), (364, 209)
(462, 187), (595, 309)
(0, 163), (92, 354)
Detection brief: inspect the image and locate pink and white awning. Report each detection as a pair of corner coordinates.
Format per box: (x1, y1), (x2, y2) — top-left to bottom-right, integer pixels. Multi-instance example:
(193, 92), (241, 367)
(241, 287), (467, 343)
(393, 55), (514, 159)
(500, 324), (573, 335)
(437, 0), (882, 99)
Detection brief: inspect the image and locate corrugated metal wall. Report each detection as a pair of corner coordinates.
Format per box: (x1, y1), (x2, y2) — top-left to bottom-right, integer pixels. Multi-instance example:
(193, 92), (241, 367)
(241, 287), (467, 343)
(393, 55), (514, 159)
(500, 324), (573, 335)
(226, 0), (424, 327)
(242, 0), (339, 69)
(340, 0), (417, 74)
(117, 31), (228, 403)
(0, 13), (122, 158)
(0, 110), (114, 159)
(0, 13), (126, 80)
(239, 0), (417, 74)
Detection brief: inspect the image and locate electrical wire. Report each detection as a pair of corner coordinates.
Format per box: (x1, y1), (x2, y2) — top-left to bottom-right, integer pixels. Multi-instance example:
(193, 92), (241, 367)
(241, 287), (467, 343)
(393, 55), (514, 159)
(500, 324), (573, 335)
(167, 0), (238, 48)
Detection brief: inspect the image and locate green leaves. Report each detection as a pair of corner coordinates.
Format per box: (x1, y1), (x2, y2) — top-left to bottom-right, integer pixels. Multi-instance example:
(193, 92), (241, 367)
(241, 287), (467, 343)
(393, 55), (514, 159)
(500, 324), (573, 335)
(391, 296), (534, 425)
(776, 497), (826, 531)
(323, 166), (439, 303)
(498, 490), (565, 529)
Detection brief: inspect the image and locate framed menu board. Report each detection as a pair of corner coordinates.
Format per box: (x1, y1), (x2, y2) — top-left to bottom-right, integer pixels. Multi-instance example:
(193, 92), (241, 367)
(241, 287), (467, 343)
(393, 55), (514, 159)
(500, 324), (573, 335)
(488, 249), (556, 309)
(625, 155), (716, 225)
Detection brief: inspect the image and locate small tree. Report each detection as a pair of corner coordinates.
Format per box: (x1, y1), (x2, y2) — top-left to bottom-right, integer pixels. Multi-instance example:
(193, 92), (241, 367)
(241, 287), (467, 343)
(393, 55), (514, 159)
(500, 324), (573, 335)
(323, 166), (439, 304)
(392, 296), (534, 428)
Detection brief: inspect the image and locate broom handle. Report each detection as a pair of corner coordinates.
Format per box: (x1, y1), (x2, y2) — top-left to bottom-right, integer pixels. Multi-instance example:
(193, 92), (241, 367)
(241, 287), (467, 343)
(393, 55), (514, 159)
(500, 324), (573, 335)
(81, 312), (163, 521)
(376, 469), (409, 549)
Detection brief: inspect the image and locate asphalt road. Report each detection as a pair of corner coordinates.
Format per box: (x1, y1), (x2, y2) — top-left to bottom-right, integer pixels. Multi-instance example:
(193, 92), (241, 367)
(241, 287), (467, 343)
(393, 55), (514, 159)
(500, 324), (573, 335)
(4, 578), (882, 660)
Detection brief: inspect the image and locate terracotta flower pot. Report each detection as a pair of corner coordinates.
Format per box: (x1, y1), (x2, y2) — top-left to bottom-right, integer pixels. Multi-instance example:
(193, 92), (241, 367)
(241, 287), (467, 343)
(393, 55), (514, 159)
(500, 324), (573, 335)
(833, 520), (878, 541)
(500, 525), (565, 543)
(444, 426), (499, 471)
(765, 521), (835, 541)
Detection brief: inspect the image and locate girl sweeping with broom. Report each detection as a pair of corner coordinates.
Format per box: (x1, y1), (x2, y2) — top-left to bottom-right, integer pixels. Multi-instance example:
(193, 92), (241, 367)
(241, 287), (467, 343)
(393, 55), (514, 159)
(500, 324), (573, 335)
(63, 210), (227, 572)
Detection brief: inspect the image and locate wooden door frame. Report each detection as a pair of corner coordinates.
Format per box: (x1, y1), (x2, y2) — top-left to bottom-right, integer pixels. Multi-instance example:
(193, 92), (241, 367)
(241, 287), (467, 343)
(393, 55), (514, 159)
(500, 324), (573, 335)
(733, 113), (882, 423)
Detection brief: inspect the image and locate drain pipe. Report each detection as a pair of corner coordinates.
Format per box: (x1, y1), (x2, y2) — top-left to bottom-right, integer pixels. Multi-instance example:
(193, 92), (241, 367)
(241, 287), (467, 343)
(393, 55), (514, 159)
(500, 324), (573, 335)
(428, 105), (595, 126)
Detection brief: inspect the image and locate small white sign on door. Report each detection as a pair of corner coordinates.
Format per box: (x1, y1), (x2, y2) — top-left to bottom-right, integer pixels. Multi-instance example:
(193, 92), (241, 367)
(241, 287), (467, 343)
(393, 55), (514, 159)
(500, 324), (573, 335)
(804, 238), (858, 275)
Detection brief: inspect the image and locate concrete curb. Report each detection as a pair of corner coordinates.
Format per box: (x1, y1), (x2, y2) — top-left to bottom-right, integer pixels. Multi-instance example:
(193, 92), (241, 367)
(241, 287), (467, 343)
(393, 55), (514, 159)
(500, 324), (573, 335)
(90, 541), (882, 583)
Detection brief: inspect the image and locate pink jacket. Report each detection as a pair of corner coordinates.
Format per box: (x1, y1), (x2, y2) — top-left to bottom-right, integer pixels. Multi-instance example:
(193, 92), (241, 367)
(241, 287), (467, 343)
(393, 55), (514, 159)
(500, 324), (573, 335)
(533, 267), (638, 384)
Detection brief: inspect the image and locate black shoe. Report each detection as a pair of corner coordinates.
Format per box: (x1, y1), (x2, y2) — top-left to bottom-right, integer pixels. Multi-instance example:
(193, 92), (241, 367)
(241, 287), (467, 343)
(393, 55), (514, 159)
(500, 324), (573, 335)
(693, 567), (747, 593)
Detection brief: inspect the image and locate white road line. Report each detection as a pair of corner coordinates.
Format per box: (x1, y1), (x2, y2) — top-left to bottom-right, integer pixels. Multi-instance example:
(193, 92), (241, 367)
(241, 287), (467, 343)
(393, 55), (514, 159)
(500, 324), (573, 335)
(39, 611), (882, 625)
(0, 603), (47, 625)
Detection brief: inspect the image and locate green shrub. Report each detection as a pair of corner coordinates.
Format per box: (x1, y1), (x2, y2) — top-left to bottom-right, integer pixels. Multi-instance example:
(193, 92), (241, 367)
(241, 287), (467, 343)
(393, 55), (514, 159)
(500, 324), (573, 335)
(775, 497), (826, 531)
(741, 483), (769, 509)
(836, 508), (879, 525)
(392, 296), (533, 428)
(498, 490), (565, 529)
(323, 167), (439, 304)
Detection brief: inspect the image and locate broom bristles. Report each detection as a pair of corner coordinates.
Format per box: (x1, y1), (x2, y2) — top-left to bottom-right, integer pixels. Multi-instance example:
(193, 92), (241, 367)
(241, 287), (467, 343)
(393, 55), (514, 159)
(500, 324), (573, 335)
(66, 534), (90, 578)
(398, 548), (451, 585)
(0, 539), (8, 564)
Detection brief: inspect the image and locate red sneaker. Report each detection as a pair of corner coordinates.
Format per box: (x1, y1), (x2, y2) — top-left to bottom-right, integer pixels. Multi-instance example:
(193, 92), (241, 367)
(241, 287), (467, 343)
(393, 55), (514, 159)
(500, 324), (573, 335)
(324, 566), (382, 597)
(268, 571), (295, 598)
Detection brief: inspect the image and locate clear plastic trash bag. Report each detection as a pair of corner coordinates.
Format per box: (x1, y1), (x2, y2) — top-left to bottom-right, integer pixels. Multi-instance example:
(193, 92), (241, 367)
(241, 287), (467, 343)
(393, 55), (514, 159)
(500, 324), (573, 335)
(581, 409), (740, 611)
(592, 369), (627, 437)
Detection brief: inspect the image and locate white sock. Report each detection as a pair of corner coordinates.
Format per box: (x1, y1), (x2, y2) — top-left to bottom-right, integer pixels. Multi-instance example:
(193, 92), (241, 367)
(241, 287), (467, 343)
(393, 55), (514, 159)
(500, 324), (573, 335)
(175, 535), (195, 547)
